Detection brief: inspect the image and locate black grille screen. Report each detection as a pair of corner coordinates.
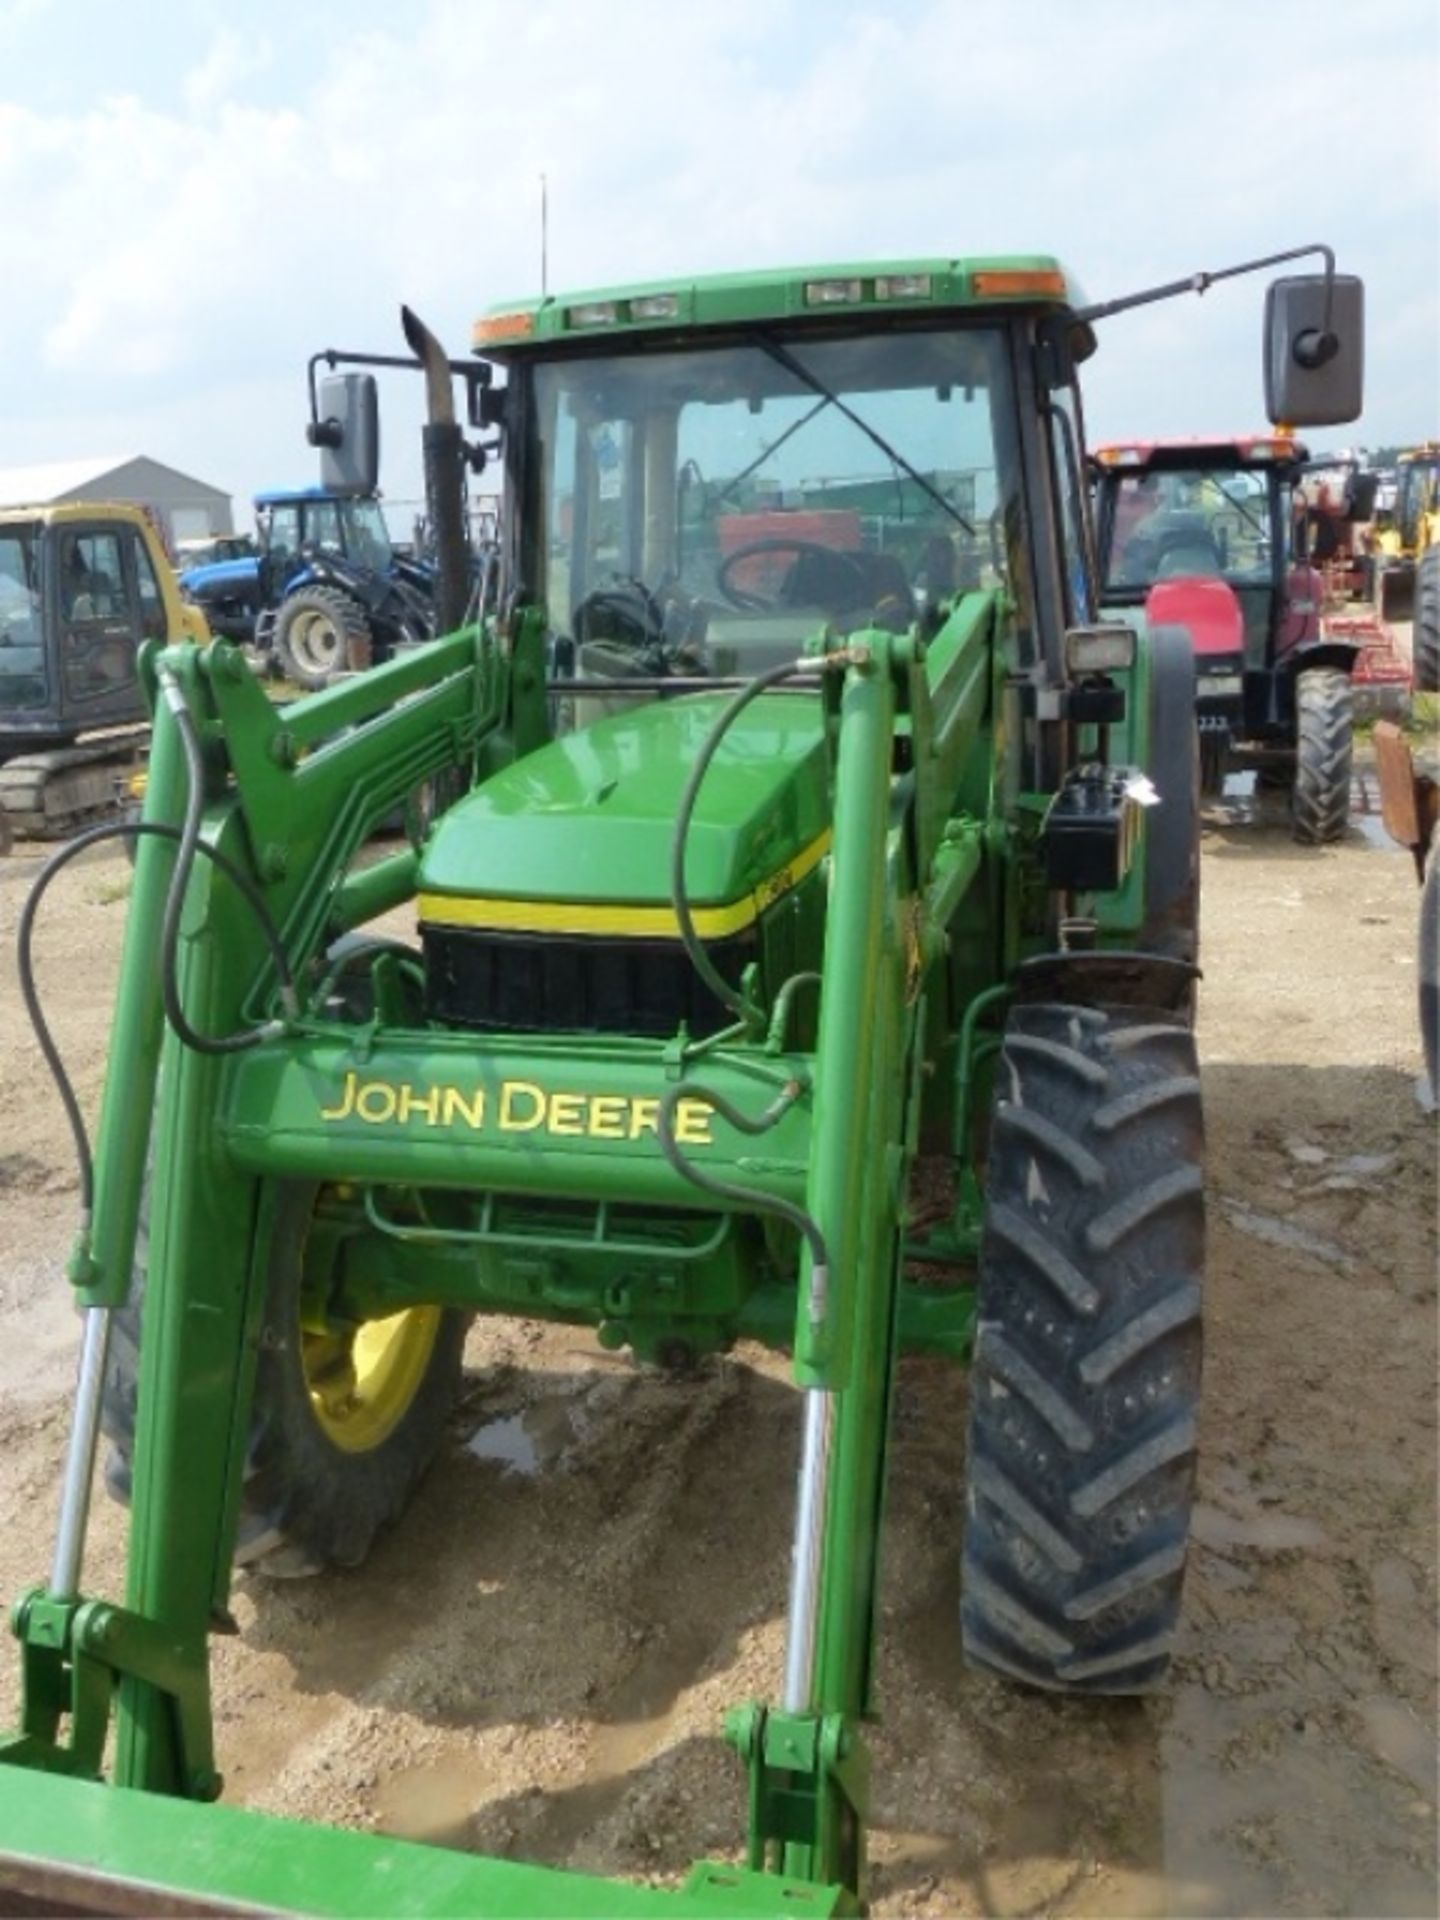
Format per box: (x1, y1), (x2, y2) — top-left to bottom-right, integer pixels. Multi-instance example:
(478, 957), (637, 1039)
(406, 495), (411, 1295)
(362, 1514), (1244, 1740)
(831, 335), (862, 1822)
(423, 926), (755, 1038)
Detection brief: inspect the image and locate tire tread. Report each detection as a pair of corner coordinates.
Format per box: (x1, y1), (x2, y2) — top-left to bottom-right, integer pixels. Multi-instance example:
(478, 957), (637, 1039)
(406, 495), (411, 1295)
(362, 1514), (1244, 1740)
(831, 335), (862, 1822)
(962, 1003), (1205, 1695)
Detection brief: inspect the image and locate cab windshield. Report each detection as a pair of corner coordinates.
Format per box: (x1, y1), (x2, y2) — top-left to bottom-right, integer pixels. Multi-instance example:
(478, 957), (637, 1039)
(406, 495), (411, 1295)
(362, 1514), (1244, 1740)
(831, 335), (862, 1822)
(529, 327), (1022, 698)
(1103, 467), (1278, 591)
(0, 525), (47, 711)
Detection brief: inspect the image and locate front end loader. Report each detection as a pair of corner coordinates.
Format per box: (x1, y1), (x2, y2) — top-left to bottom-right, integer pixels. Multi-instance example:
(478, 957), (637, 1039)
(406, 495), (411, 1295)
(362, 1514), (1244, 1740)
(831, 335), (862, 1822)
(1, 248), (1362, 1914)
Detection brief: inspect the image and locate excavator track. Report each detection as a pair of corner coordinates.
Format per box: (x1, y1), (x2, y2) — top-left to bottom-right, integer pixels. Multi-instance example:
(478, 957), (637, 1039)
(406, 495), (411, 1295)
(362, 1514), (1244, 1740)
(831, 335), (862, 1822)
(0, 726), (150, 845)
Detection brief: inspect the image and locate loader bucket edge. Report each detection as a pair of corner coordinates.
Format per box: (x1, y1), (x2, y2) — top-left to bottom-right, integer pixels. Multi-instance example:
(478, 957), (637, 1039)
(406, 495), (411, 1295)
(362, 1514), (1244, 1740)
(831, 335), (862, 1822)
(0, 1767), (849, 1918)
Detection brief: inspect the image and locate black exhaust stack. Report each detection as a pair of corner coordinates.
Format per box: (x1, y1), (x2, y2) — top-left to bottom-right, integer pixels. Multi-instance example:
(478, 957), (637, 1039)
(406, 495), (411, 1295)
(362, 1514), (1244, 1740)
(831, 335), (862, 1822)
(401, 305), (470, 636)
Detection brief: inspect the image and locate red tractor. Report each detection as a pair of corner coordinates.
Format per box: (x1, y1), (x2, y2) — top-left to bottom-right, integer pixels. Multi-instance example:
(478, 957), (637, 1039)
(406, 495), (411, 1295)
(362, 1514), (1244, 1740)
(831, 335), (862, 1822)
(1092, 435), (1358, 843)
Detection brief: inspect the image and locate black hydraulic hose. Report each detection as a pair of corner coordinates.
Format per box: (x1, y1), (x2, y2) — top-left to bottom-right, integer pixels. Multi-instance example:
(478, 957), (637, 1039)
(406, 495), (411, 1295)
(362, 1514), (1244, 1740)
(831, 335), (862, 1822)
(657, 1079), (829, 1290)
(158, 672), (298, 1056)
(17, 820), (297, 1216)
(670, 650), (856, 1021)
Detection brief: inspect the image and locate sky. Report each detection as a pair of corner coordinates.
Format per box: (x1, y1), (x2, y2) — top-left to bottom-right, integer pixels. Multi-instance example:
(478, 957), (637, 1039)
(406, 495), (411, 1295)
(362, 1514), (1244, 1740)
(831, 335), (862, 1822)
(0, 0), (1435, 526)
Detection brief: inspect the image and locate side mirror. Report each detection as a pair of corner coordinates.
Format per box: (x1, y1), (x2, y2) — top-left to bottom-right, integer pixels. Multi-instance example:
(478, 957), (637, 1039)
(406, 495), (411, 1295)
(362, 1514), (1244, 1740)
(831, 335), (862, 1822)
(307, 372), (380, 496)
(463, 364), (499, 431)
(1264, 274), (1364, 427)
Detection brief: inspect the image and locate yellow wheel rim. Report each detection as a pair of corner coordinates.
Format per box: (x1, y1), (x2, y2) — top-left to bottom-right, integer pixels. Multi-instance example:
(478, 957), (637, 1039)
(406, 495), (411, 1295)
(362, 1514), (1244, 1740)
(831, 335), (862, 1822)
(303, 1307), (443, 1454)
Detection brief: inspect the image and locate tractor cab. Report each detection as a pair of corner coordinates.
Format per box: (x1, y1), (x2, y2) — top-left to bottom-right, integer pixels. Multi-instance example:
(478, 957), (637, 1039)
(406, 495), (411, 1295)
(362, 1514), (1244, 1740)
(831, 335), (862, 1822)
(483, 300), (1036, 717)
(421, 263), (1094, 1032)
(1092, 438), (1328, 769)
(1093, 435), (1316, 670)
(254, 487), (397, 586)
(0, 504), (207, 845)
(1392, 443), (1440, 556)
(0, 506), (187, 757)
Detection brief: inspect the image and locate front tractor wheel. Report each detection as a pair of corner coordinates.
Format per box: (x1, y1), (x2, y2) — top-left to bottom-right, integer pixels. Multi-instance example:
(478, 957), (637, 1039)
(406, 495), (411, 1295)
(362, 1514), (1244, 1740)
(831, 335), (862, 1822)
(1291, 667), (1353, 845)
(275, 586), (373, 691)
(104, 1183), (467, 1577)
(240, 1184), (467, 1573)
(961, 1002), (1205, 1693)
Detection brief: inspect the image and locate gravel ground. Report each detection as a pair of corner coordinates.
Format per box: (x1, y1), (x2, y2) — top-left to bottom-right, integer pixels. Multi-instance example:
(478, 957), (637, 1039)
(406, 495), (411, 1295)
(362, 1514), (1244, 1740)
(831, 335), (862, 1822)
(0, 784), (1435, 1917)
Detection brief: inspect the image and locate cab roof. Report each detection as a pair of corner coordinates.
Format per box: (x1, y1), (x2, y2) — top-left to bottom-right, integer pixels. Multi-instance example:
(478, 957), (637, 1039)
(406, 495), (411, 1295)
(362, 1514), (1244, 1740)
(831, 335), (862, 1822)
(254, 487), (378, 507)
(0, 500), (163, 530)
(473, 256), (1083, 354)
(1092, 434), (1309, 472)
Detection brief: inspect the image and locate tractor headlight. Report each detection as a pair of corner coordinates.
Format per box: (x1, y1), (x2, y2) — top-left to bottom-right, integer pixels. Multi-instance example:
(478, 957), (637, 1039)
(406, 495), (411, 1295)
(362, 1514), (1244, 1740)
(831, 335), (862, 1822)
(1064, 625), (1136, 675)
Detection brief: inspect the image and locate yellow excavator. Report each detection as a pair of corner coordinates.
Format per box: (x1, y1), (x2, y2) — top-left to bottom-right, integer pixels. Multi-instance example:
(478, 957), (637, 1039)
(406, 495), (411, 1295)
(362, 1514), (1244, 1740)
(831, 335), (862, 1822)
(0, 502), (207, 852)
(1372, 442), (1439, 688)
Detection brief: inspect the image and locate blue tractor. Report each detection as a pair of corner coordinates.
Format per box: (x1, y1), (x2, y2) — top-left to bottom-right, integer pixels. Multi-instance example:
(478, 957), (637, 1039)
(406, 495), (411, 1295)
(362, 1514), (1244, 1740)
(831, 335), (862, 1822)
(179, 487), (436, 689)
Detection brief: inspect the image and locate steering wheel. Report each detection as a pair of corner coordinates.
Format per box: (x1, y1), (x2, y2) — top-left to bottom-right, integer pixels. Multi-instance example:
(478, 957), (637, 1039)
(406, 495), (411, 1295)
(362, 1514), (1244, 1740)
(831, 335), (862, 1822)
(716, 538), (873, 614)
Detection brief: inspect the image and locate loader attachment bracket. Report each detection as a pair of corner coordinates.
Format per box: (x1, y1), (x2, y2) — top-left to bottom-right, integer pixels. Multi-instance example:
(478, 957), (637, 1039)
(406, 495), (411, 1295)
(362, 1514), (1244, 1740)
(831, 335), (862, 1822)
(4, 1590), (215, 1799)
(727, 1703), (870, 1897)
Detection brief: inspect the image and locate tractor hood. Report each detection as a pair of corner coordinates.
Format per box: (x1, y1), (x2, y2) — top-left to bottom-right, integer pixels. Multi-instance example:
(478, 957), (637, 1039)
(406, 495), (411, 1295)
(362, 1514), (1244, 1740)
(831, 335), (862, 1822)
(419, 692), (830, 923)
(1145, 576), (1244, 659)
(180, 556), (260, 596)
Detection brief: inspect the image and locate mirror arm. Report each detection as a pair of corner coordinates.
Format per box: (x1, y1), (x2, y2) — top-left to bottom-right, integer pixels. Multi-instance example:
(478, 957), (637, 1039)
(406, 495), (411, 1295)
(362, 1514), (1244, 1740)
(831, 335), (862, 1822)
(303, 346), (493, 438)
(1075, 242), (1337, 347)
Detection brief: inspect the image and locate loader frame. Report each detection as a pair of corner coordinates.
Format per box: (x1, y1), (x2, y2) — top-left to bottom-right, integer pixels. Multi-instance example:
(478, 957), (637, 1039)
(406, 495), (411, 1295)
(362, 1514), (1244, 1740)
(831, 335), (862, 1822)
(0, 592), (1152, 1911)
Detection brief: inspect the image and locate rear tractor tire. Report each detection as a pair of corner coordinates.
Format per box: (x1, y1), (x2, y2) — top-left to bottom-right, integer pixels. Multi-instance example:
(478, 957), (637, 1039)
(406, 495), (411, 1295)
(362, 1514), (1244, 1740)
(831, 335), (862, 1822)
(276, 586), (373, 692)
(961, 1002), (1204, 1693)
(1291, 667), (1353, 845)
(1415, 546), (1439, 695)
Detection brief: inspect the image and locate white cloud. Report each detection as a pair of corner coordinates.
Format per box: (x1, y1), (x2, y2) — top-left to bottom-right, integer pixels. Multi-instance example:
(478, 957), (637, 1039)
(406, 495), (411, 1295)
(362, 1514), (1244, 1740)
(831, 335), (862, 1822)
(0, 0), (1434, 512)
(181, 26), (273, 115)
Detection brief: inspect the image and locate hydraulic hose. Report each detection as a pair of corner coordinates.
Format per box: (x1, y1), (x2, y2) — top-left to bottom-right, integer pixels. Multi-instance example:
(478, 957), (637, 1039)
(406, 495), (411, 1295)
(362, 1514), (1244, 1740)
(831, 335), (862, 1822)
(669, 648), (856, 1021)
(157, 668), (298, 1057)
(17, 819), (296, 1216)
(657, 1079), (829, 1308)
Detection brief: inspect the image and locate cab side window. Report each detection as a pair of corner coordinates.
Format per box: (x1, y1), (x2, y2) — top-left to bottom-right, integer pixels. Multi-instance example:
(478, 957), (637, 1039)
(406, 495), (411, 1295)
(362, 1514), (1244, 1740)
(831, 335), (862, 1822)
(305, 501), (344, 553)
(1046, 383), (1095, 626)
(132, 537), (168, 641)
(60, 530), (134, 701)
(266, 505), (301, 566)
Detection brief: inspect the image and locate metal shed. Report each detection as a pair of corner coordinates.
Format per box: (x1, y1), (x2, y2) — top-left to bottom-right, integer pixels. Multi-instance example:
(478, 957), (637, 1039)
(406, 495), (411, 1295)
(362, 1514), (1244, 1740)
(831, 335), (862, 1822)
(0, 455), (233, 546)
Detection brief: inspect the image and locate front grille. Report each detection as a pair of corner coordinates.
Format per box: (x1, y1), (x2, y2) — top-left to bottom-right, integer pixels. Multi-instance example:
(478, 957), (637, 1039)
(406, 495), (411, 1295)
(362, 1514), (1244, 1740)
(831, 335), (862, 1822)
(423, 926), (755, 1038)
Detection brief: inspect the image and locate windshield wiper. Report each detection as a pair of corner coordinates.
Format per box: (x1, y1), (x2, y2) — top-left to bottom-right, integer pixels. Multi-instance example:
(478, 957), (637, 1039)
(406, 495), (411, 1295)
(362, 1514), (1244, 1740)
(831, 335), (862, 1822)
(713, 395), (833, 510)
(1209, 477), (1268, 541)
(757, 335), (976, 536)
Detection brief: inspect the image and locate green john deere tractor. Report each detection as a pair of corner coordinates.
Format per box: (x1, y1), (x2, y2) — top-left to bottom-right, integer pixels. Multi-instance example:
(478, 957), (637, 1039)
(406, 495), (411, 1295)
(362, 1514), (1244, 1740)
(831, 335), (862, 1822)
(0, 247), (1361, 1914)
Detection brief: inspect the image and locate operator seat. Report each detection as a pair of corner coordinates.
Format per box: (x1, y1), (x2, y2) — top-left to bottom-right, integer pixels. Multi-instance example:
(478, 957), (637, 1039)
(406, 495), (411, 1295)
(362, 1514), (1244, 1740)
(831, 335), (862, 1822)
(1155, 536), (1223, 579)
